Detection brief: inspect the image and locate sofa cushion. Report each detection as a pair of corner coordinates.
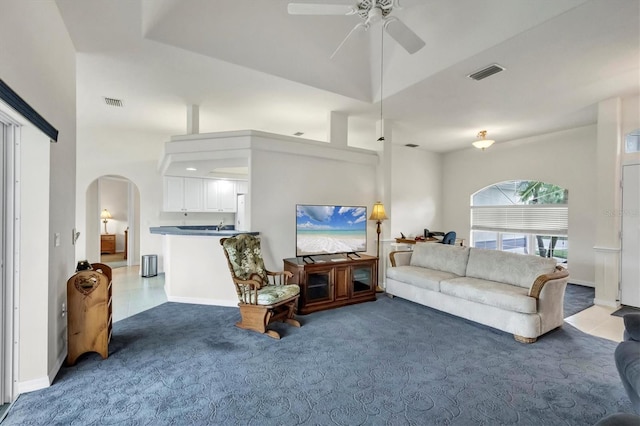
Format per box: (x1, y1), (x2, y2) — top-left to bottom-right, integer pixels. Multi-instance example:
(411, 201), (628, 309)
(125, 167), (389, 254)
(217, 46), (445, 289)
(387, 265), (459, 292)
(409, 243), (470, 276)
(441, 277), (537, 314)
(465, 248), (557, 289)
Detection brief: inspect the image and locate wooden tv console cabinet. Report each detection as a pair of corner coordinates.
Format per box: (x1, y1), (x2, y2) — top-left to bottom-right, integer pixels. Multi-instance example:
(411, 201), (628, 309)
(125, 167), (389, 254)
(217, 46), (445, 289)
(283, 254), (377, 314)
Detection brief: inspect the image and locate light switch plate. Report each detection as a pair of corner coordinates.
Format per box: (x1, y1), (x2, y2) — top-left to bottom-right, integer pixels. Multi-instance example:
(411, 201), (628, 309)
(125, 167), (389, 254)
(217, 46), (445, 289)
(54, 233), (60, 247)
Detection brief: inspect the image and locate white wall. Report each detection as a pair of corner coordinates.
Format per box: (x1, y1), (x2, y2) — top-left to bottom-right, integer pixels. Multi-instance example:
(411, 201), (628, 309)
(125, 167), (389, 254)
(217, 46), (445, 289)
(622, 95), (640, 138)
(76, 128), (165, 269)
(249, 140), (378, 270)
(75, 127), (239, 272)
(442, 125), (597, 286)
(389, 145), (442, 239)
(0, 1), (77, 391)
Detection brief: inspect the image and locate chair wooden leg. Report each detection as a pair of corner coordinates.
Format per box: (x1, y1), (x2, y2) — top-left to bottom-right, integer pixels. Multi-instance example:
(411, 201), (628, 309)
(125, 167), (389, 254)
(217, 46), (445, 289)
(236, 299), (300, 339)
(283, 299), (301, 327)
(237, 304), (269, 333)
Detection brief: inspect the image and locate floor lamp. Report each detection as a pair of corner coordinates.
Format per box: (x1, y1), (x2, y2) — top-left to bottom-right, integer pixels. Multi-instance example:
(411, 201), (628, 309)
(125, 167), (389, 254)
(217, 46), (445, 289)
(369, 201), (387, 293)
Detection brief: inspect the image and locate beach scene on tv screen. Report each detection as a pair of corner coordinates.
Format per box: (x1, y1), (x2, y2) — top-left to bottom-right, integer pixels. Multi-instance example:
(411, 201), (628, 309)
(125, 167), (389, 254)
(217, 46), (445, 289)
(296, 205), (367, 256)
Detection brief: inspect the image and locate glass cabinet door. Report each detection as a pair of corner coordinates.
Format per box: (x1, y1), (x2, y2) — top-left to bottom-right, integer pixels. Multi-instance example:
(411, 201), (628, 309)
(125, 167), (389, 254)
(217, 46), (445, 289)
(305, 270), (333, 303)
(351, 264), (373, 294)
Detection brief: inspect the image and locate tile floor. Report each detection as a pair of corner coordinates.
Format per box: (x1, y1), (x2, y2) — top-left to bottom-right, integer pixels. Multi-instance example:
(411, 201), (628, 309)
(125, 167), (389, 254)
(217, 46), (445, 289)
(112, 266), (626, 342)
(111, 266), (167, 323)
(565, 304), (625, 342)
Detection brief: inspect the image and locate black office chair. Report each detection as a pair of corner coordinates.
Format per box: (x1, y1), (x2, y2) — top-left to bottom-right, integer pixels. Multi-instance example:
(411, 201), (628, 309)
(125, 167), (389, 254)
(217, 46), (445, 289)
(442, 231), (456, 245)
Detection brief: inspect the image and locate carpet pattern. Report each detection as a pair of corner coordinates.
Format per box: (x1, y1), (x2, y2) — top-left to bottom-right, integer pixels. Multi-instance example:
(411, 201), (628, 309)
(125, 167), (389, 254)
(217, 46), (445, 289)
(4, 296), (631, 425)
(564, 283), (595, 318)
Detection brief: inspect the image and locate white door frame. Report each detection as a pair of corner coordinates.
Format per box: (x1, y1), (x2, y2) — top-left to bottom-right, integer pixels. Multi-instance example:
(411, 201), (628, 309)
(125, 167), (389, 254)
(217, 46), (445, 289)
(621, 163), (640, 307)
(0, 108), (21, 404)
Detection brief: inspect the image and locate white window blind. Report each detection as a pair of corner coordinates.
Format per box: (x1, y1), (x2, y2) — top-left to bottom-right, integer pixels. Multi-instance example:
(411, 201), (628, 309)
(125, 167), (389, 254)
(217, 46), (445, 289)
(471, 205), (568, 236)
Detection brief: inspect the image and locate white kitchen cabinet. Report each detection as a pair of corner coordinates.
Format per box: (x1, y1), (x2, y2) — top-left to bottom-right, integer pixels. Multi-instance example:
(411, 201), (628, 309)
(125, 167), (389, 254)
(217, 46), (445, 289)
(163, 176), (204, 212)
(204, 179), (237, 212)
(236, 180), (249, 194)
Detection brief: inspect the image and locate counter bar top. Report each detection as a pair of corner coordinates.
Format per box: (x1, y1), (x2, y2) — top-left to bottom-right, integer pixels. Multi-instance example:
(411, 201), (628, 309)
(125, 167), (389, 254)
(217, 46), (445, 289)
(149, 226), (259, 237)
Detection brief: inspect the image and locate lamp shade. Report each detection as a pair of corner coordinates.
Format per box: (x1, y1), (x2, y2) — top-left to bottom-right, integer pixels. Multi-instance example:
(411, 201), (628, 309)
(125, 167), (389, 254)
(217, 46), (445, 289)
(369, 201), (388, 221)
(100, 209), (112, 220)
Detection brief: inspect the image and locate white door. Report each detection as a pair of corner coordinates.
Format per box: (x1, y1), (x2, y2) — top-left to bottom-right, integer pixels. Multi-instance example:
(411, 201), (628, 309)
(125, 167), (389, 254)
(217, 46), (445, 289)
(621, 164), (640, 308)
(236, 194), (246, 231)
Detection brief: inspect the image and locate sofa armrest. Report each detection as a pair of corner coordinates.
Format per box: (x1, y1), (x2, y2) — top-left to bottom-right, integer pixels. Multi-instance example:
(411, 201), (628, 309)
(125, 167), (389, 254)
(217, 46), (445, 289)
(623, 313), (640, 342)
(528, 265), (569, 299)
(389, 251), (412, 267)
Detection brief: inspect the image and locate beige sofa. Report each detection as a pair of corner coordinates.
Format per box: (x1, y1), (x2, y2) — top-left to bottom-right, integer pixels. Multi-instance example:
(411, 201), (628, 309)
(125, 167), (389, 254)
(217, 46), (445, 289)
(386, 243), (569, 343)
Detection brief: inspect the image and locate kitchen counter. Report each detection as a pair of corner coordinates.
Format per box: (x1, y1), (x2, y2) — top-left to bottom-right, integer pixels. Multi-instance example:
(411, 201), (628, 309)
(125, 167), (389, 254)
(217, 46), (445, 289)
(149, 226), (259, 306)
(150, 225), (258, 237)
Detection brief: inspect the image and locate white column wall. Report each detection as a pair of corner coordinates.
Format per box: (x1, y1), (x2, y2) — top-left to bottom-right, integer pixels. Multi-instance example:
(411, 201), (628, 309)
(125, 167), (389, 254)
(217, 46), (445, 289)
(594, 98), (623, 306)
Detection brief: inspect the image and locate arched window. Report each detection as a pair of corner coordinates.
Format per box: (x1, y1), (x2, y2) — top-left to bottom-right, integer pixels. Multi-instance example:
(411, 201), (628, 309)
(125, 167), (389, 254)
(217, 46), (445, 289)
(470, 181), (568, 262)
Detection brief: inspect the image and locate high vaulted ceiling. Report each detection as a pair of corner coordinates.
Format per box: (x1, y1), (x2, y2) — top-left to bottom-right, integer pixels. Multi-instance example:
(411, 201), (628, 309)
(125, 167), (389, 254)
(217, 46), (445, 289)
(56, 0), (639, 152)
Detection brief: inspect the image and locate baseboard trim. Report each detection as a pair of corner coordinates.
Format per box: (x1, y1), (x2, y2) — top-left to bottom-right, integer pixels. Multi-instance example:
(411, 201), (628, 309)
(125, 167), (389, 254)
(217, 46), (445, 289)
(17, 376), (49, 394)
(594, 298), (619, 308)
(568, 279), (595, 287)
(167, 296), (237, 307)
(17, 349), (67, 395)
(48, 349), (67, 384)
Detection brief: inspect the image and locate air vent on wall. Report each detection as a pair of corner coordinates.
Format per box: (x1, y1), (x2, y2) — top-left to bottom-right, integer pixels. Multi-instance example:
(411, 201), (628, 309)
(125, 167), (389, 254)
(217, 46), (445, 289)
(103, 97), (124, 107)
(405, 143), (419, 148)
(467, 64), (505, 81)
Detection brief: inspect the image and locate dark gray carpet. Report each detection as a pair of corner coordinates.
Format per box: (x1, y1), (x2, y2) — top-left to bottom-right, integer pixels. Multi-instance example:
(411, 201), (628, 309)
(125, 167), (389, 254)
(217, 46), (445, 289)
(3, 296), (631, 425)
(612, 305), (640, 317)
(564, 283), (595, 318)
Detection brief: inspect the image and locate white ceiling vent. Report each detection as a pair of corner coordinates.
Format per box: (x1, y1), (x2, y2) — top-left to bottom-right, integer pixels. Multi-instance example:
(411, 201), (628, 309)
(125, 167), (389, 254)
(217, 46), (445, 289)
(467, 64), (505, 81)
(103, 97), (124, 107)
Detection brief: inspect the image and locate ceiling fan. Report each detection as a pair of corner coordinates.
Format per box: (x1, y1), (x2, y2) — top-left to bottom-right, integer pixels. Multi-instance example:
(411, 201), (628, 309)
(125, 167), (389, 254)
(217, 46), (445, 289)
(288, 0), (426, 59)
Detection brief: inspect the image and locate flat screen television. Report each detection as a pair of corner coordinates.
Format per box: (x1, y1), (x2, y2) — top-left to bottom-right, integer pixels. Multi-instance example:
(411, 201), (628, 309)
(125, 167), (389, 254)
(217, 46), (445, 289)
(296, 204), (367, 257)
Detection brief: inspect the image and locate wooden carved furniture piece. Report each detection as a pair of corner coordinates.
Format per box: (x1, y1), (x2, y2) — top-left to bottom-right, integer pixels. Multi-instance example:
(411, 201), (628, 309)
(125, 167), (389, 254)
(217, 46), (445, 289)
(100, 234), (116, 254)
(283, 255), (377, 314)
(220, 234), (301, 339)
(67, 262), (112, 365)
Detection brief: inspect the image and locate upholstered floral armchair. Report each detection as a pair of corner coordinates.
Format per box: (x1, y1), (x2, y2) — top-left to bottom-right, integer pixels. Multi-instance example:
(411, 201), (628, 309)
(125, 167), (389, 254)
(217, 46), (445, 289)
(220, 234), (301, 339)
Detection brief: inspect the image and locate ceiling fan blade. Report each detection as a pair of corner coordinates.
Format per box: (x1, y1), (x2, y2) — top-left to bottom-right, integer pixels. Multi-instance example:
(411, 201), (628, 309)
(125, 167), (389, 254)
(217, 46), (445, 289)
(383, 17), (425, 54)
(330, 22), (367, 59)
(287, 3), (357, 15)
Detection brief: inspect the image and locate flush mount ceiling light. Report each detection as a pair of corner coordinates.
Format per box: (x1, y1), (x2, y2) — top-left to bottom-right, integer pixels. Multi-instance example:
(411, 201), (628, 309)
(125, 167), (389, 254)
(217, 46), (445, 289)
(472, 130), (495, 150)
(186, 167), (197, 171)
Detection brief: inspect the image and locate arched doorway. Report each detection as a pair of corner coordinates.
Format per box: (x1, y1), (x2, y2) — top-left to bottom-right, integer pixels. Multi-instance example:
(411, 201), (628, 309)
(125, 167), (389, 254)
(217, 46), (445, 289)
(86, 175), (140, 268)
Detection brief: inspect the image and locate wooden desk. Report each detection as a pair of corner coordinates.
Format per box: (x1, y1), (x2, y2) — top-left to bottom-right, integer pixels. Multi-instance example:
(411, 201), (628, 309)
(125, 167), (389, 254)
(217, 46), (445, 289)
(395, 237), (438, 244)
(394, 237), (465, 247)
